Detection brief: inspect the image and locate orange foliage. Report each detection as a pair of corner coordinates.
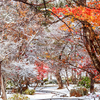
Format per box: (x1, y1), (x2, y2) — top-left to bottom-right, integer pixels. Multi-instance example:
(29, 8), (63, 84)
(52, 1), (100, 30)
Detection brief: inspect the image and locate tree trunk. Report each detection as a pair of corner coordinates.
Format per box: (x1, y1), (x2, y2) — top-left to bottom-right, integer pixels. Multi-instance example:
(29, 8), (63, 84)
(65, 68), (69, 91)
(0, 61), (1, 96)
(50, 73), (52, 80)
(74, 69), (77, 84)
(19, 83), (22, 94)
(41, 75), (44, 86)
(86, 72), (88, 77)
(79, 72), (81, 80)
(83, 21), (100, 73)
(55, 69), (63, 89)
(1, 75), (7, 100)
(78, 0), (86, 5)
(65, 68), (69, 86)
(71, 69), (73, 81)
(90, 76), (95, 93)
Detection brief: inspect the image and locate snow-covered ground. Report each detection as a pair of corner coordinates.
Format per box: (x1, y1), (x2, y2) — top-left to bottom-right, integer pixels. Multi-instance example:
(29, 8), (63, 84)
(0, 84), (100, 100)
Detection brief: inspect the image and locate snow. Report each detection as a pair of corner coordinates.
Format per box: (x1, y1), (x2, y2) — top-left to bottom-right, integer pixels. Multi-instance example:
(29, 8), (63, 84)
(0, 84), (98, 100)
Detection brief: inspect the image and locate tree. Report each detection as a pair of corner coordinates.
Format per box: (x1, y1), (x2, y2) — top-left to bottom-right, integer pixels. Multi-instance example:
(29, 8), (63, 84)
(0, 0), (46, 97)
(78, 55), (99, 93)
(52, 2), (100, 72)
(51, 0), (100, 74)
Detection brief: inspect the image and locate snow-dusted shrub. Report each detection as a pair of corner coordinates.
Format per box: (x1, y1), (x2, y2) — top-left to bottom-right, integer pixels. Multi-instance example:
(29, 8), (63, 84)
(43, 78), (48, 82)
(6, 80), (14, 89)
(23, 89), (35, 95)
(48, 79), (57, 84)
(70, 89), (76, 97)
(82, 88), (88, 95)
(8, 93), (30, 100)
(76, 88), (84, 97)
(70, 88), (88, 97)
(68, 78), (72, 84)
(94, 87), (99, 92)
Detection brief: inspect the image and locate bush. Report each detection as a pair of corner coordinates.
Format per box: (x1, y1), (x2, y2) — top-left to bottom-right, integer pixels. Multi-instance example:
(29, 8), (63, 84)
(70, 87), (88, 97)
(7, 93), (30, 100)
(70, 89), (76, 97)
(43, 78), (48, 82)
(76, 88), (84, 97)
(68, 78), (72, 82)
(78, 77), (90, 88)
(82, 87), (88, 95)
(23, 89), (35, 95)
(48, 79), (57, 84)
(62, 80), (66, 84)
(6, 80), (14, 89)
(68, 78), (73, 84)
(45, 79), (57, 84)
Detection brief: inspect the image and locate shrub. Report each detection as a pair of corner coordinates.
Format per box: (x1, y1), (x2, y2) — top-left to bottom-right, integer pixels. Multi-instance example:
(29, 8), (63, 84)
(68, 78), (73, 84)
(76, 88), (84, 97)
(70, 87), (88, 97)
(7, 93), (30, 100)
(48, 79), (57, 84)
(23, 89), (35, 95)
(94, 87), (99, 92)
(82, 88), (88, 95)
(62, 80), (66, 84)
(45, 79), (57, 84)
(6, 80), (14, 89)
(68, 78), (72, 82)
(78, 77), (90, 88)
(43, 78), (48, 82)
(70, 89), (76, 97)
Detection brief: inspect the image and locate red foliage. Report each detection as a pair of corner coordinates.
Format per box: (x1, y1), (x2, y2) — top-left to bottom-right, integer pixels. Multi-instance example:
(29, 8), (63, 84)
(35, 61), (49, 80)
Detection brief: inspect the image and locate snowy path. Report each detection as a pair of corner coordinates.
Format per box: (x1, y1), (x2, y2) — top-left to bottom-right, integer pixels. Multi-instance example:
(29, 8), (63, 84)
(27, 84), (100, 100)
(0, 84), (100, 100)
